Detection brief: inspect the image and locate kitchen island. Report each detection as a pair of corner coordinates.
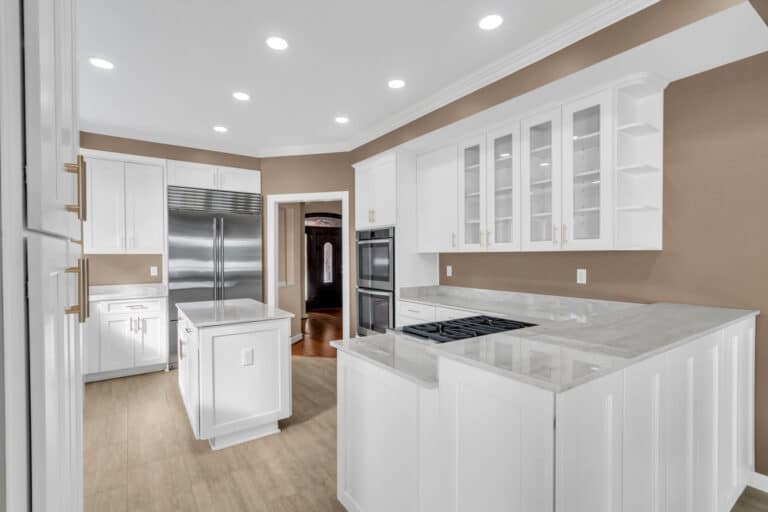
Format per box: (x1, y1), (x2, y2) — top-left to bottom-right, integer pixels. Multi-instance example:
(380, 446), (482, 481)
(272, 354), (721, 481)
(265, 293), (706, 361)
(176, 298), (293, 450)
(333, 287), (758, 512)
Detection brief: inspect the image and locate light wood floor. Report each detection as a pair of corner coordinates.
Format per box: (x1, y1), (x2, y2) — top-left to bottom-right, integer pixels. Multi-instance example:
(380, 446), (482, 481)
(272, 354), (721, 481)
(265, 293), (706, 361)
(85, 354), (768, 511)
(84, 356), (343, 512)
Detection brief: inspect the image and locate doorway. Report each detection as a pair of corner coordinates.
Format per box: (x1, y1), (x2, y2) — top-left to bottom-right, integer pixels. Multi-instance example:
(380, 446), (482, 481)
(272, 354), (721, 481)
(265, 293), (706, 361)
(305, 212), (342, 311)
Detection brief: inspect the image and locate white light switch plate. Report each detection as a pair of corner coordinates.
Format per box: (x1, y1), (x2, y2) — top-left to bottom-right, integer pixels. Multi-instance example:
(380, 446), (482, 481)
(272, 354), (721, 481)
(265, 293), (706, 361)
(577, 268), (587, 285)
(150, 265), (158, 277)
(446, 265), (453, 277)
(241, 348), (254, 367)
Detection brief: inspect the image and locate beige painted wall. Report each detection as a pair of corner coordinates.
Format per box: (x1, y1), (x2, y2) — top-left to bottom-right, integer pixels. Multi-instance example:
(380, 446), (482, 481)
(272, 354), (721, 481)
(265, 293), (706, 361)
(440, 54), (768, 472)
(86, 254), (163, 285)
(304, 201), (342, 215)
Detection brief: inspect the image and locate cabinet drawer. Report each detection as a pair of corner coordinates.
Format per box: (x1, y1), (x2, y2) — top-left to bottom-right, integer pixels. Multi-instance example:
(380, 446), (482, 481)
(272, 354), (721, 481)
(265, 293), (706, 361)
(104, 299), (162, 314)
(397, 301), (435, 323)
(435, 306), (476, 321)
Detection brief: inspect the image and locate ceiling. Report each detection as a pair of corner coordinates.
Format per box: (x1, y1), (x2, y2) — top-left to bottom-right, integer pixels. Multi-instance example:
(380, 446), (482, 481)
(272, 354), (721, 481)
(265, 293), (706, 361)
(78, 0), (656, 157)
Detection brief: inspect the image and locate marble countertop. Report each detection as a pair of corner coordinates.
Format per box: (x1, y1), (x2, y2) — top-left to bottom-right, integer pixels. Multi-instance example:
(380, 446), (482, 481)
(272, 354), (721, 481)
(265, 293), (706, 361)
(176, 299), (294, 328)
(89, 284), (168, 302)
(335, 287), (758, 391)
(398, 285), (640, 325)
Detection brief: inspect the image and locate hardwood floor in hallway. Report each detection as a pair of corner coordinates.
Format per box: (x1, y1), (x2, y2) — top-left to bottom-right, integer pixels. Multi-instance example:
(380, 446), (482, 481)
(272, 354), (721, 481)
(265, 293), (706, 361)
(291, 308), (343, 358)
(84, 356), (342, 512)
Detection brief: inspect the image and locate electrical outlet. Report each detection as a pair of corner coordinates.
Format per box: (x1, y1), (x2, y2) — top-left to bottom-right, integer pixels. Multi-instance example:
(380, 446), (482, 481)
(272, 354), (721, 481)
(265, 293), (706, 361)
(446, 265), (453, 277)
(150, 265), (158, 277)
(577, 268), (587, 285)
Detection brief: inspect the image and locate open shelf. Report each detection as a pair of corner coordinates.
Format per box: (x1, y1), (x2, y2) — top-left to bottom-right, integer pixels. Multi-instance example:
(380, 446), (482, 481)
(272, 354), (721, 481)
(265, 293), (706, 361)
(495, 155), (514, 162)
(530, 145), (552, 154)
(531, 179), (552, 187)
(494, 216), (514, 222)
(495, 185), (515, 193)
(465, 164), (481, 171)
(574, 207), (600, 214)
(618, 122), (660, 137)
(617, 163), (660, 175)
(531, 211), (552, 218)
(574, 169), (600, 179)
(572, 131), (600, 142)
(465, 191), (480, 197)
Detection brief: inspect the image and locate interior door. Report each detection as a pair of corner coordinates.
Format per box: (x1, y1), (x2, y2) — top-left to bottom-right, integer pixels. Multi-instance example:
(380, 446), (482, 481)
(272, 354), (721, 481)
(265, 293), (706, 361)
(99, 313), (135, 372)
(27, 234), (82, 512)
(522, 109), (563, 251)
(135, 313), (166, 367)
(125, 162), (165, 253)
(220, 213), (263, 302)
(168, 210), (216, 321)
(305, 225), (342, 310)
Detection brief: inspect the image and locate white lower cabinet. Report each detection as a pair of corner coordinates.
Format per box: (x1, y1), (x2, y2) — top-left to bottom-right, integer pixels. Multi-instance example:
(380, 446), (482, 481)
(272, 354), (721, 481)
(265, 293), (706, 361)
(84, 297), (169, 381)
(338, 317), (756, 512)
(435, 306), (476, 321)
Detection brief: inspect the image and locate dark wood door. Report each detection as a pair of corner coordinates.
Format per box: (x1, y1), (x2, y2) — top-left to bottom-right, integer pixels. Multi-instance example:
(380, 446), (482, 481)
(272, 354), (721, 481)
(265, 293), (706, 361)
(305, 225), (342, 311)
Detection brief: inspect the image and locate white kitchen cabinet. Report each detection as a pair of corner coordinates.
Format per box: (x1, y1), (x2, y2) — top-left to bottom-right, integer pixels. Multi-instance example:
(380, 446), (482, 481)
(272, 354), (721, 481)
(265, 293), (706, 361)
(167, 160), (217, 189)
(84, 156), (165, 254)
(354, 152), (397, 229)
(85, 298), (168, 380)
(458, 136), (487, 250)
(562, 91), (614, 250)
(24, 0), (81, 240)
(125, 162), (165, 253)
(177, 316), (200, 438)
(397, 300), (435, 327)
(85, 158), (125, 252)
(217, 166), (261, 193)
(486, 124), (521, 251)
(435, 305), (476, 321)
(439, 357), (555, 512)
(521, 108), (563, 251)
(416, 146), (459, 252)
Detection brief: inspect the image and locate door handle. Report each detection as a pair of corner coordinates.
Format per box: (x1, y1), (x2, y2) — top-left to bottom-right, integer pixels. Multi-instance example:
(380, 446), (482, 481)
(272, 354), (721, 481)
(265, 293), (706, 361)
(65, 257), (90, 322)
(65, 155), (87, 221)
(212, 218), (218, 301)
(219, 217), (225, 301)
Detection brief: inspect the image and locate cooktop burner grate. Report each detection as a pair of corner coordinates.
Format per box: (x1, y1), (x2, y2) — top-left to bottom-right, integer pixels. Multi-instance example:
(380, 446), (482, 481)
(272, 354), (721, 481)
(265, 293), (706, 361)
(401, 315), (537, 343)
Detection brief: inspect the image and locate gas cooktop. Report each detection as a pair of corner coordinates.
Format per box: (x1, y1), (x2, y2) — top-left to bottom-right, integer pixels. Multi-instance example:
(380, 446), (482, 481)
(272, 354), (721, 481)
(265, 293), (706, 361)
(401, 315), (537, 343)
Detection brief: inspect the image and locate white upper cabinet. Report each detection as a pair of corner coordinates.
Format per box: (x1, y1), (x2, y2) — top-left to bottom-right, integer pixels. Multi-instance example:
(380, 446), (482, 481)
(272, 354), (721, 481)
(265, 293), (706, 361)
(125, 163), (165, 253)
(521, 108), (563, 251)
(562, 91), (614, 250)
(458, 137), (487, 250)
(167, 161), (217, 189)
(354, 152), (397, 230)
(416, 146), (458, 252)
(217, 166), (261, 194)
(486, 124), (521, 251)
(84, 155), (165, 254)
(24, 0), (81, 240)
(85, 158), (126, 253)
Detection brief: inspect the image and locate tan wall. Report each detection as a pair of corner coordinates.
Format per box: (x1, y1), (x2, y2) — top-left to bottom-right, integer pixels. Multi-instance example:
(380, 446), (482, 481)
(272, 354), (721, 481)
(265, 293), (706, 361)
(278, 203), (304, 336)
(260, 153), (356, 335)
(439, 54), (768, 472)
(304, 201), (342, 215)
(86, 254), (163, 285)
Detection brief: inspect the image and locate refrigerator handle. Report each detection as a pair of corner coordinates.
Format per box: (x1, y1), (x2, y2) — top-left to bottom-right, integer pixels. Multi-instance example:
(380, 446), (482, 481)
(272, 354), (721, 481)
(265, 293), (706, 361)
(219, 217), (225, 301)
(212, 217), (218, 301)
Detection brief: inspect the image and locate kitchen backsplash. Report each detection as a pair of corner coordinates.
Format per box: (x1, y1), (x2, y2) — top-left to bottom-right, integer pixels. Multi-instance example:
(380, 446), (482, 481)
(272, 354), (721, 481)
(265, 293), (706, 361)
(86, 254), (163, 285)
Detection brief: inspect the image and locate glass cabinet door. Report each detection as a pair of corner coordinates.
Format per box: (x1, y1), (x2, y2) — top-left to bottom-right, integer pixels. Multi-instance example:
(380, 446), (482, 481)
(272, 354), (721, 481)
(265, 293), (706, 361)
(486, 126), (520, 250)
(562, 91), (613, 249)
(458, 137), (486, 250)
(521, 109), (562, 251)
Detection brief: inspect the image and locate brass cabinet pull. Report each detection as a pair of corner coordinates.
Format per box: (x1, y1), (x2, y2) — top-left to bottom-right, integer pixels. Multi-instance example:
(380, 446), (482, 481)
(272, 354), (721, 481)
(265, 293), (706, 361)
(562, 224), (567, 246)
(64, 257), (90, 323)
(552, 224), (558, 246)
(65, 155), (87, 221)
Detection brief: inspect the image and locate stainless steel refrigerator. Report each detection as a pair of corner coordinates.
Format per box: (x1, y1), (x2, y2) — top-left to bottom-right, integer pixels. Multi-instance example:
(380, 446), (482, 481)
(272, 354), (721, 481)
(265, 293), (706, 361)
(167, 186), (263, 366)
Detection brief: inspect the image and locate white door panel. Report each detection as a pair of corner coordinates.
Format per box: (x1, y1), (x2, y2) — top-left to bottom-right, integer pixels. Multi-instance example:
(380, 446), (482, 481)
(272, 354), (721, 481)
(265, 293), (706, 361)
(99, 313), (135, 372)
(84, 158), (125, 253)
(416, 146), (458, 252)
(134, 313), (167, 367)
(125, 162), (164, 253)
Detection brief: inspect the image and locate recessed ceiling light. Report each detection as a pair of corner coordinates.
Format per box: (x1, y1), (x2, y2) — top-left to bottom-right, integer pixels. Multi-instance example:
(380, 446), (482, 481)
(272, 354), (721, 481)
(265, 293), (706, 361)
(478, 14), (503, 31)
(232, 91), (250, 101)
(89, 57), (114, 70)
(388, 79), (406, 89)
(266, 36), (288, 51)
(213, 125), (228, 133)
(335, 116), (349, 125)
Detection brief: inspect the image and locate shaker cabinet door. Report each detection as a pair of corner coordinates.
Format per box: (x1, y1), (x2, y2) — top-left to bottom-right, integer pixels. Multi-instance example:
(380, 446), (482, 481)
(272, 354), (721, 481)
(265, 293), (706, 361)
(458, 137), (487, 251)
(167, 160), (217, 189)
(125, 162), (165, 253)
(217, 166), (261, 194)
(83, 158), (126, 253)
(99, 313), (135, 372)
(134, 313), (167, 367)
(24, 0), (80, 239)
(416, 146), (458, 253)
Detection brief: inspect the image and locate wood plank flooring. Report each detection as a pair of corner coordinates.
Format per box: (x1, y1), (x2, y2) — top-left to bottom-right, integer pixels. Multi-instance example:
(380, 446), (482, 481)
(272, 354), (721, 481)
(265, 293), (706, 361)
(84, 356), (343, 512)
(291, 308), (342, 358)
(85, 352), (768, 511)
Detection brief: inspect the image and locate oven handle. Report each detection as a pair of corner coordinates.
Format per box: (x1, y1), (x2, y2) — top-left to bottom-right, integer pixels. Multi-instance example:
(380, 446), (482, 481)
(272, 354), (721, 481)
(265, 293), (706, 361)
(357, 239), (392, 245)
(356, 288), (393, 297)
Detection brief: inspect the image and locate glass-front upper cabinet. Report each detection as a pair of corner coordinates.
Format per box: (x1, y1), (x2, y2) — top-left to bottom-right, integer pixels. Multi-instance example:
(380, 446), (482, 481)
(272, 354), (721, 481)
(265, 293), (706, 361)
(486, 125), (520, 251)
(562, 91), (613, 250)
(458, 136), (486, 250)
(521, 108), (562, 251)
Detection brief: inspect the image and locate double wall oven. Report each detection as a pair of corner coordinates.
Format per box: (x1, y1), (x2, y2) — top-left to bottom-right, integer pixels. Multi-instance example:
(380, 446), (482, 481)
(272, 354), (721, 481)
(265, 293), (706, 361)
(356, 228), (394, 335)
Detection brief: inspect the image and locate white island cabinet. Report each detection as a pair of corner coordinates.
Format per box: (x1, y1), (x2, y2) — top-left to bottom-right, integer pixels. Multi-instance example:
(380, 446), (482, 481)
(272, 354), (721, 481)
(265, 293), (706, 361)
(334, 296), (758, 512)
(176, 298), (293, 450)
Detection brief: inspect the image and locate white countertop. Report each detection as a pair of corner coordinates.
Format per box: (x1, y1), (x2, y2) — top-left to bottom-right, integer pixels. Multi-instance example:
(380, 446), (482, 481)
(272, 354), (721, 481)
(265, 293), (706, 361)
(89, 284), (168, 302)
(176, 298), (294, 328)
(335, 287), (758, 392)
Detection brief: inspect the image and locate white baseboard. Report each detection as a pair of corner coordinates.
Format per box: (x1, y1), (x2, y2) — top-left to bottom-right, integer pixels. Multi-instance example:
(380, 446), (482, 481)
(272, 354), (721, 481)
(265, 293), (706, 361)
(291, 334), (304, 343)
(748, 471), (768, 493)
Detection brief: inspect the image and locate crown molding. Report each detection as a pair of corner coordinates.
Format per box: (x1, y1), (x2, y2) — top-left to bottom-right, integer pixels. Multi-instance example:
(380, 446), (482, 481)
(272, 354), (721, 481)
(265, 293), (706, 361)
(343, 0), (659, 152)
